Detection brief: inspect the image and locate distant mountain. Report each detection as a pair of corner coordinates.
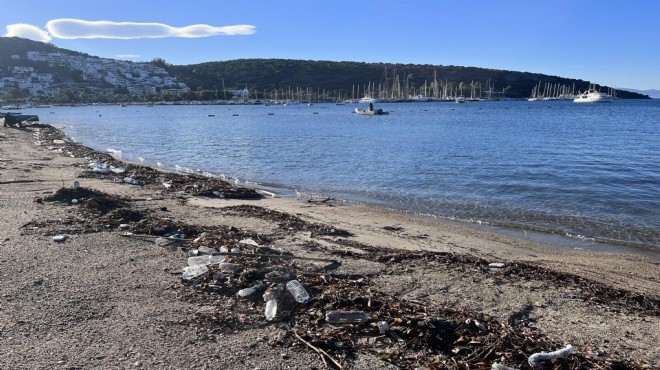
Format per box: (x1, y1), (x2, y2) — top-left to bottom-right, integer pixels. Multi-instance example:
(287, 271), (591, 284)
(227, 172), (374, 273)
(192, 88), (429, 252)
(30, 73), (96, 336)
(0, 37), (651, 101)
(0, 37), (90, 61)
(620, 88), (659, 99)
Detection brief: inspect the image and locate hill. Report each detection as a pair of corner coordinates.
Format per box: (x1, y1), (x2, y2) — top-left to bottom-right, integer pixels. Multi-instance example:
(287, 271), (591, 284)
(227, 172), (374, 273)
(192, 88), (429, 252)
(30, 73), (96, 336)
(621, 88), (659, 99)
(165, 59), (648, 100)
(0, 37), (651, 101)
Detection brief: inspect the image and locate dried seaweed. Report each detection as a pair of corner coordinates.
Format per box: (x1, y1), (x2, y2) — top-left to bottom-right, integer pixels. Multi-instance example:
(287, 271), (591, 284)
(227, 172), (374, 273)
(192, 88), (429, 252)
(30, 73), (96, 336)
(221, 205), (353, 237)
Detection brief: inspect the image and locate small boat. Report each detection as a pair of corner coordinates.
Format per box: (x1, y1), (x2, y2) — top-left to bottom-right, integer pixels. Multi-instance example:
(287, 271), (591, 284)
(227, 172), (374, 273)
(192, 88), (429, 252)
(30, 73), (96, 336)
(355, 107), (389, 116)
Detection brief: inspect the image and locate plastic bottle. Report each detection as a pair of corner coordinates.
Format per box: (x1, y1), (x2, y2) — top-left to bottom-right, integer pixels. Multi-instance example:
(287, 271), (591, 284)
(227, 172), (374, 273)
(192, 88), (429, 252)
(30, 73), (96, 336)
(181, 265), (209, 281)
(218, 262), (244, 272)
(263, 287), (280, 321)
(264, 299), (277, 321)
(237, 283), (265, 297)
(325, 310), (369, 324)
(286, 280), (310, 303)
(377, 321), (390, 333)
(187, 255), (226, 267)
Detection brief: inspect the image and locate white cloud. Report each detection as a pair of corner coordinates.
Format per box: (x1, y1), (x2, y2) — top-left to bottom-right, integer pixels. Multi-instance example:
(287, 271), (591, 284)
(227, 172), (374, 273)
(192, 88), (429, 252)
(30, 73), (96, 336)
(4, 23), (52, 42)
(45, 19), (255, 39)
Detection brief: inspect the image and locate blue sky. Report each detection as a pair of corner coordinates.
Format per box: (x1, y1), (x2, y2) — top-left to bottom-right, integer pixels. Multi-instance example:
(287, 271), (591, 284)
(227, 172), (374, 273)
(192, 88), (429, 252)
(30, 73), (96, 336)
(2, 0), (659, 90)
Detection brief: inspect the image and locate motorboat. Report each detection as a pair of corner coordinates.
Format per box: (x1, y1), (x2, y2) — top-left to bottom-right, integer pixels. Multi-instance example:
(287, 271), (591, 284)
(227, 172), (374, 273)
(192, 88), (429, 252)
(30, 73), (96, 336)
(573, 87), (614, 103)
(355, 107), (389, 116)
(358, 96), (378, 104)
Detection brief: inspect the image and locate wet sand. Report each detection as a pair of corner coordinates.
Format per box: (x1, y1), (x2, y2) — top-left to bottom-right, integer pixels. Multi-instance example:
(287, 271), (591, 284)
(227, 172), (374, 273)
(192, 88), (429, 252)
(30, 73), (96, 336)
(1, 123), (658, 369)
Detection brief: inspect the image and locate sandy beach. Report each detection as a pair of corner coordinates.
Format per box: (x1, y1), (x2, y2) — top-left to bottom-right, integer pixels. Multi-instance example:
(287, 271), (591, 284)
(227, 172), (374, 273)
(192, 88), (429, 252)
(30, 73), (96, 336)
(1, 123), (658, 369)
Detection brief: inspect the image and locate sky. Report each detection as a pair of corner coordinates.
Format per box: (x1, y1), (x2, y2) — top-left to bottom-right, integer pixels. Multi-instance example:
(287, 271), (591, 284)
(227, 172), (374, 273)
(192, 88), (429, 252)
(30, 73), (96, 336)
(1, 0), (659, 90)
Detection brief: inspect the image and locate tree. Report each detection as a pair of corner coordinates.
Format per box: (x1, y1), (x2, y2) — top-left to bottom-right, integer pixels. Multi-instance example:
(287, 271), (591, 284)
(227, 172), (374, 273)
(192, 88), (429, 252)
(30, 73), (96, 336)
(151, 58), (169, 68)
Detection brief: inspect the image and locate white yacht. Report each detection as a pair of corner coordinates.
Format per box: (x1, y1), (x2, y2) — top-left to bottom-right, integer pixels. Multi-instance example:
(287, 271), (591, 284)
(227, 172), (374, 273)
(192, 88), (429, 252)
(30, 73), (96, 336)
(358, 96), (378, 104)
(573, 86), (614, 103)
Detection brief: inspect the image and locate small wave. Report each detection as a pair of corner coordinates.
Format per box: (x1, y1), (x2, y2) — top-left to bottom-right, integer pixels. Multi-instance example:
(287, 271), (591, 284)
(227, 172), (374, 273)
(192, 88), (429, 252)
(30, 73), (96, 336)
(106, 148), (122, 159)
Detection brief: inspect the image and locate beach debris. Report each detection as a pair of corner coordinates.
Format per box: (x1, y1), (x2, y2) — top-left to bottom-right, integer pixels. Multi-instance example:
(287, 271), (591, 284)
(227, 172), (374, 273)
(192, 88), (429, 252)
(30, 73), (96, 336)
(123, 177), (139, 185)
(73, 181), (80, 189)
(217, 262), (244, 272)
(528, 344), (574, 367)
(181, 265), (209, 281)
(52, 234), (68, 242)
(377, 320), (390, 333)
(488, 262), (507, 268)
(239, 237), (259, 247)
(325, 310), (369, 324)
(263, 286), (281, 321)
(187, 255), (226, 267)
(491, 363), (519, 370)
(237, 282), (265, 298)
(286, 280), (310, 303)
(197, 245), (216, 255)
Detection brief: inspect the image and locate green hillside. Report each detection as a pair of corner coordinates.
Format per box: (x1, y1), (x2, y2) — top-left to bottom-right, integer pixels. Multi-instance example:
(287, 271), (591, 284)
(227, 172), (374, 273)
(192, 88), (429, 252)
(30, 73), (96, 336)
(0, 37), (650, 101)
(166, 59), (646, 100)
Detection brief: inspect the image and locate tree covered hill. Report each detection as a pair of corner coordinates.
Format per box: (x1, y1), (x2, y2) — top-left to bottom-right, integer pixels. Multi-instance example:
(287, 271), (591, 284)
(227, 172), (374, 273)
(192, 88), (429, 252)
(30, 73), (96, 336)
(165, 58), (647, 100)
(0, 37), (650, 100)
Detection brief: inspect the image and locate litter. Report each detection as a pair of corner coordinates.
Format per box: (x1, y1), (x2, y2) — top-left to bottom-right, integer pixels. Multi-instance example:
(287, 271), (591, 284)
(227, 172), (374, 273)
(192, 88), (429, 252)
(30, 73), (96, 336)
(52, 234), (68, 242)
(528, 344), (574, 367)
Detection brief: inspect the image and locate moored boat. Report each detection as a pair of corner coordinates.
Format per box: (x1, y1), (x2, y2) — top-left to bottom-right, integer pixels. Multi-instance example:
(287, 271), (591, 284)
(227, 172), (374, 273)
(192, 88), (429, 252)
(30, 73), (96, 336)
(573, 85), (615, 103)
(355, 107), (389, 116)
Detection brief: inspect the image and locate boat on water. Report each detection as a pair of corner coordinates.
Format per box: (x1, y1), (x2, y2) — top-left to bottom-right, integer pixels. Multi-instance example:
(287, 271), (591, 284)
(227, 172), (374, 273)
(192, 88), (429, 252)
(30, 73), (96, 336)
(358, 96), (378, 104)
(355, 108), (389, 115)
(573, 85), (615, 103)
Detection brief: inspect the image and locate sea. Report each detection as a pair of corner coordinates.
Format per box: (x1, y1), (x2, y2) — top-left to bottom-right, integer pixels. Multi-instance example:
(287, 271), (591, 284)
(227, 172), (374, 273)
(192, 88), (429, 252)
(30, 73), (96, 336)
(28, 99), (659, 257)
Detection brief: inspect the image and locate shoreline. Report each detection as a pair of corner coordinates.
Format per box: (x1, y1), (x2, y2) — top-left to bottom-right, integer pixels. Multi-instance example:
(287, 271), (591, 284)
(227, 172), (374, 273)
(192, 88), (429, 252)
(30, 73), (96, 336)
(50, 102), (660, 258)
(1, 123), (659, 369)
(59, 128), (660, 261)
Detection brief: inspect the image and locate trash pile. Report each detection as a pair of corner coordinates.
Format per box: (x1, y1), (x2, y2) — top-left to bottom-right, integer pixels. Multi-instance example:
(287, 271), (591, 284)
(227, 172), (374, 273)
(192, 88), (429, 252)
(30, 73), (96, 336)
(27, 185), (657, 368)
(172, 238), (646, 369)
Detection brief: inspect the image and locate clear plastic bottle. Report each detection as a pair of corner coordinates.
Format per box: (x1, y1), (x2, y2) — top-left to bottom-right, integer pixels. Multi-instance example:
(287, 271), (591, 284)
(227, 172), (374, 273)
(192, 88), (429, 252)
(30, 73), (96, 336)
(187, 255), (226, 267)
(286, 280), (310, 303)
(263, 287), (280, 321)
(264, 299), (277, 321)
(237, 282), (265, 297)
(325, 310), (369, 324)
(181, 265), (209, 281)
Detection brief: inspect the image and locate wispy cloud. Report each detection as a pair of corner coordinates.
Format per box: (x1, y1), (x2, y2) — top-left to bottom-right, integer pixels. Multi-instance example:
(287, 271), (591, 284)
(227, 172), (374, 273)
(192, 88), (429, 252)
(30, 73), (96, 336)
(4, 23), (52, 42)
(3, 18), (256, 42)
(46, 19), (255, 39)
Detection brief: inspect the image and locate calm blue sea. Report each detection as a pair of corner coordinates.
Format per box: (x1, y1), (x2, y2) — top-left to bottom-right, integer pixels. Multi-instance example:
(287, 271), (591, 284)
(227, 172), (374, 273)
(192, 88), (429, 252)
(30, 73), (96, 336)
(31, 100), (659, 255)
